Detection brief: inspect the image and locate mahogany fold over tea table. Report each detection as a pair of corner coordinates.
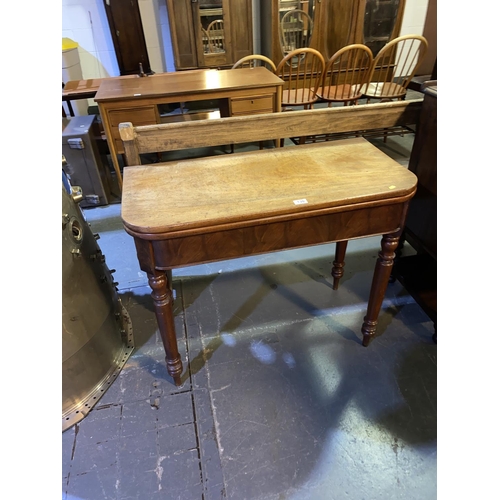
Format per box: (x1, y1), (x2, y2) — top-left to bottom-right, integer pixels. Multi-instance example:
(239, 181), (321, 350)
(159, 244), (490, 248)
(121, 138), (417, 386)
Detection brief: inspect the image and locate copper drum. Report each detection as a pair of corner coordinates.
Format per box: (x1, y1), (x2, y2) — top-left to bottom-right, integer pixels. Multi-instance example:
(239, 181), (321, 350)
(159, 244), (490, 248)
(62, 175), (134, 432)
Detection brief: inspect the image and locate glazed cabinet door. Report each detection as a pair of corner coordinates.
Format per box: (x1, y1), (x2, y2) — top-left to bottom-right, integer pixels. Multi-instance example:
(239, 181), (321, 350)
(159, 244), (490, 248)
(166, 0), (253, 70)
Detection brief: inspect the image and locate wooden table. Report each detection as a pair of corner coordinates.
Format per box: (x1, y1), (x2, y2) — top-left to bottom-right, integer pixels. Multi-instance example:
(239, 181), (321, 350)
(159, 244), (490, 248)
(95, 67), (284, 191)
(121, 138), (418, 386)
(62, 70), (212, 103)
(62, 75), (140, 117)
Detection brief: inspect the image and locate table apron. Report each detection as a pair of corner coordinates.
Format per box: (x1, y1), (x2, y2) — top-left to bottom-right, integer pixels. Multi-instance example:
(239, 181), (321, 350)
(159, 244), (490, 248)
(141, 202), (406, 270)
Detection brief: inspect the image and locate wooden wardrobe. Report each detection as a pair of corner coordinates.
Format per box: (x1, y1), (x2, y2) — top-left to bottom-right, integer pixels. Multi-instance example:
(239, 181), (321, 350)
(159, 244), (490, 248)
(260, 0), (407, 66)
(166, 0), (253, 70)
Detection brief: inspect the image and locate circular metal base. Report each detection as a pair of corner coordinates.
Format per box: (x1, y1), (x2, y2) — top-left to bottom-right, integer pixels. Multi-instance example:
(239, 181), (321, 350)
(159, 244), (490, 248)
(62, 303), (134, 432)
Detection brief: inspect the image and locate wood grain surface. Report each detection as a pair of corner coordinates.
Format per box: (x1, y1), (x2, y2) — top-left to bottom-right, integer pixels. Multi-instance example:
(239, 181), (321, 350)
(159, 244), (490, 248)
(95, 67), (283, 101)
(120, 99), (421, 155)
(121, 138), (416, 237)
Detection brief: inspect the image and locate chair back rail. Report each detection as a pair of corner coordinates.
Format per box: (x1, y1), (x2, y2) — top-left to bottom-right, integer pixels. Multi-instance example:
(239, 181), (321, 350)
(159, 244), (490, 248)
(232, 54), (277, 72)
(119, 99), (422, 166)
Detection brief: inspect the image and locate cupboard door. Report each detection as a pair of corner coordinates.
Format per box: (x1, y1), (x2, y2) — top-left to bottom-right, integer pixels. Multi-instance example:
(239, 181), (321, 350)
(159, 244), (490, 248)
(193, 0), (233, 67)
(362, 0), (406, 56)
(166, 0), (198, 69)
(103, 0), (151, 75)
(228, 0), (253, 64)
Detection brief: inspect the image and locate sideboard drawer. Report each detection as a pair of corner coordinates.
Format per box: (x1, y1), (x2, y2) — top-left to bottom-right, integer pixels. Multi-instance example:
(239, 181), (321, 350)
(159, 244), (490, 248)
(108, 106), (158, 153)
(230, 95), (274, 115)
(108, 106), (157, 127)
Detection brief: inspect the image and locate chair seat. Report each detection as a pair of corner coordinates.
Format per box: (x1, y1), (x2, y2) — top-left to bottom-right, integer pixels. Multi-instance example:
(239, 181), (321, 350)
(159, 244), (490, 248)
(317, 84), (362, 101)
(359, 81), (407, 99)
(282, 88), (317, 106)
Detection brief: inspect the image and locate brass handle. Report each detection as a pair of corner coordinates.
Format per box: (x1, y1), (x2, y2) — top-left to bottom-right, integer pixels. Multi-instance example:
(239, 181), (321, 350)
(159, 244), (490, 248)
(71, 186), (83, 204)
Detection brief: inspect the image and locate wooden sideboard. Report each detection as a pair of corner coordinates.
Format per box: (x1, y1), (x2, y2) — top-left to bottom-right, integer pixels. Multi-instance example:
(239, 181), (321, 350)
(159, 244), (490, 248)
(94, 67), (284, 190)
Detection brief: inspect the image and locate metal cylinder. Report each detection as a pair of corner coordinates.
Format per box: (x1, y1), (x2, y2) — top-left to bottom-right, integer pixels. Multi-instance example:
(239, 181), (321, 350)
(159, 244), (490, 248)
(62, 173), (133, 432)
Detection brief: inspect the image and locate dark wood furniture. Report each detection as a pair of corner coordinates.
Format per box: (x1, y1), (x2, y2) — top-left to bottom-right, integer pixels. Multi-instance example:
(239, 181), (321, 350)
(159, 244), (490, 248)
(260, 0), (407, 67)
(103, 0), (151, 75)
(393, 84), (437, 337)
(165, 0), (253, 70)
(94, 67), (284, 190)
(118, 100), (420, 386)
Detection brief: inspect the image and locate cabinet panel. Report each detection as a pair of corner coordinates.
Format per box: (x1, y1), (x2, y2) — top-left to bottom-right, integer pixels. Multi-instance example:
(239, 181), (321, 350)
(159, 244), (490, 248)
(166, 0), (198, 69)
(229, 0), (254, 64)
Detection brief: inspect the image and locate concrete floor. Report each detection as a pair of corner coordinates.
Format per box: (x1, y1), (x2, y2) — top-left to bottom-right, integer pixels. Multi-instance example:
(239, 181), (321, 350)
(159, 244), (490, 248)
(62, 131), (437, 500)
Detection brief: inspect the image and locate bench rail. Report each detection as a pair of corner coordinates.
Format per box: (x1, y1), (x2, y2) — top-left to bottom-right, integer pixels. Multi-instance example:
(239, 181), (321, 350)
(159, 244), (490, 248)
(118, 99), (422, 166)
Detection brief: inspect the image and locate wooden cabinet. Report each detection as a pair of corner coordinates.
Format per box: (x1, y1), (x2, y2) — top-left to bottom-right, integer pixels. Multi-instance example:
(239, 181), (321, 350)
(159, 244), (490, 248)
(403, 84), (437, 260)
(260, 0), (407, 66)
(166, 0), (253, 70)
(393, 84), (437, 335)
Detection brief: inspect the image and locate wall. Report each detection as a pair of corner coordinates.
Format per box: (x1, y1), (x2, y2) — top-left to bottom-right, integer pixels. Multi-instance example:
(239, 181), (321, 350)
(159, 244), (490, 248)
(61, 0), (264, 80)
(400, 0), (429, 36)
(61, 0), (174, 78)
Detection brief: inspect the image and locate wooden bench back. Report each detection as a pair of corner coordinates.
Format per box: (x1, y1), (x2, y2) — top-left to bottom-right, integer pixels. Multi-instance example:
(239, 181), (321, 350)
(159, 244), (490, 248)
(118, 99), (422, 166)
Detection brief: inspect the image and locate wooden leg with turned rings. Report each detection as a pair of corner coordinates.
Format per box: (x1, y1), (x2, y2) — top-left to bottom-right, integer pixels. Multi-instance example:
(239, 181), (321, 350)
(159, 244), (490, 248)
(332, 240), (348, 290)
(148, 271), (183, 385)
(362, 231), (401, 346)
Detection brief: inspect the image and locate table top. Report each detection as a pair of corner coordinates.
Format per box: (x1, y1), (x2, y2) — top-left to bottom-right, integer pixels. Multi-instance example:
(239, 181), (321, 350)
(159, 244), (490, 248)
(121, 138), (417, 237)
(95, 67), (284, 102)
(62, 75), (140, 98)
(62, 69), (222, 98)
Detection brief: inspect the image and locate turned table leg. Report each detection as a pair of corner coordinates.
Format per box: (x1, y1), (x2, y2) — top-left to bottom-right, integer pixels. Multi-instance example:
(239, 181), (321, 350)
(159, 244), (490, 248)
(361, 231), (401, 346)
(332, 240), (348, 290)
(148, 271), (183, 385)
